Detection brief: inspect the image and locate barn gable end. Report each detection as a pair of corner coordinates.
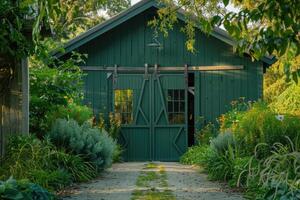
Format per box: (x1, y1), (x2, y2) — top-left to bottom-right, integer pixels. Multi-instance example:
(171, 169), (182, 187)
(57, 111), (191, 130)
(55, 0), (266, 161)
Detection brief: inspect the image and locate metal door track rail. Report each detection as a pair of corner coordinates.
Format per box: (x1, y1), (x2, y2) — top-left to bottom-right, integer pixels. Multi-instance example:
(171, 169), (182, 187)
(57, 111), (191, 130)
(81, 65), (244, 72)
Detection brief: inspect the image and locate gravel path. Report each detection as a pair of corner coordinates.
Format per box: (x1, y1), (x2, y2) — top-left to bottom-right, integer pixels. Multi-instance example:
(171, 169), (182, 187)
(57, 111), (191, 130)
(63, 163), (144, 200)
(164, 162), (244, 200)
(63, 162), (244, 200)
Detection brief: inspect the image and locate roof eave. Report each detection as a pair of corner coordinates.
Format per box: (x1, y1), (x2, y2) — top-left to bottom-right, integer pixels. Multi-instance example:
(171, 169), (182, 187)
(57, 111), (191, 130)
(52, 0), (275, 65)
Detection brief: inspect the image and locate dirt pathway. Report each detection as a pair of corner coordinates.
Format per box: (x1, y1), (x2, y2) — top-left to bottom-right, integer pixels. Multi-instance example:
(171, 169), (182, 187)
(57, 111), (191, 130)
(63, 162), (244, 200)
(63, 163), (144, 200)
(164, 162), (244, 200)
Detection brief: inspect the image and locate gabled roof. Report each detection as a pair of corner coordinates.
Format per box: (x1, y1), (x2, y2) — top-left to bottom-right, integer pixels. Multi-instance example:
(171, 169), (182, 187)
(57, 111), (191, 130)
(52, 0), (275, 65)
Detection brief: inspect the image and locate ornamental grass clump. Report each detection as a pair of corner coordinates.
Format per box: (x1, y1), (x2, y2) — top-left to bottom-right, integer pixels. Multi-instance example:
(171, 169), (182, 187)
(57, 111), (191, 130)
(0, 135), (97, 191)
(48, 119), (116, 170)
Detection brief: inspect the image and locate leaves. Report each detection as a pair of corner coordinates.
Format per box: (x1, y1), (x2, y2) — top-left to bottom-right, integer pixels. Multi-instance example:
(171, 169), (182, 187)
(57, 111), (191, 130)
(155, 0), (299, 82)
(223, 0), (229, 7)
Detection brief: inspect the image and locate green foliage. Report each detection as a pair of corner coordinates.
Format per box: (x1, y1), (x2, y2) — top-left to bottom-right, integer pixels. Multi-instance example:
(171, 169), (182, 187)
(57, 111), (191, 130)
(195, 123), (217, 145)
(229, 157), (253, 188)
(0, 177), (54, 200)
(30, 52), (86, 135)
(99, 113), (123, 163)
(48, 119), (116, 169)
(155, 0), (299, 81)
(210, 131), (236, 155)
(182, 100), (300, 199)
(49, 151), (97, 182)
(270, 83), (300, 116)
(112, 144), (124, 163)
(256, 138), (300, 195)
(219, 98), (251, 132)
(0, 0), (131, 60)
(0, 1), (35, 59)
(233, 102), (300, 154)
(0, 135), (96, 191)
(180, 145), (212, 165)
(264, 181), (300, 200)
(47, 102), (93, 127)
(28, 170), (71, 191)
(99, 113), (122, 140)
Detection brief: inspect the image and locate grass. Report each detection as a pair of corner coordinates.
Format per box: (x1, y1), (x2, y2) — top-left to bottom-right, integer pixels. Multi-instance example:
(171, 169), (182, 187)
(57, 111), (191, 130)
(132, 163), (175, 200)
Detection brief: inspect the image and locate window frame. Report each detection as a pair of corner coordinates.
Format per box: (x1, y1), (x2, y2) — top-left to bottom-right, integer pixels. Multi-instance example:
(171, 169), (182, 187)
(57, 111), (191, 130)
(114, 89), (134, 125)
(167, 89), (185, 124)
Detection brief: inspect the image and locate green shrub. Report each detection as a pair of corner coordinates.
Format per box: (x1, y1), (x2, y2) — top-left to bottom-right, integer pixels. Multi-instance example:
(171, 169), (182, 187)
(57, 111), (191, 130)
(28, 169), (72, 191)
(195, 123), (217, 145)
(233, 102), (300, 154)
(210, 131), (236, 155)
(112, 144), (124, 163)
(48, 119), (116, 169)
(256, 138), (300, 194)
(229, 156), (253, 188)
(205, 145), (236, 181)
(49, 151), (97, 182)
(270, 83), (300, 116)
(264, 181), (300, 200)
(46, 102), (93, 127)
(219, 98), (251, 132)
(2, 135), (55, 179)
(0, 177), (54, 200)
(180, 145), (212, 165)
(99, 112), (122, 140)
(1, 135), (96, 191)
(244, 138), (300, 199)
(30, 52), (86, 136)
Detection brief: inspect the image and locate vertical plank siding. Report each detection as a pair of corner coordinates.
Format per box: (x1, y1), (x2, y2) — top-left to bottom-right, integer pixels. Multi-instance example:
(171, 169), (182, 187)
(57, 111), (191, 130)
(76, 8), (263, 128)
(0, 59), (29, 157)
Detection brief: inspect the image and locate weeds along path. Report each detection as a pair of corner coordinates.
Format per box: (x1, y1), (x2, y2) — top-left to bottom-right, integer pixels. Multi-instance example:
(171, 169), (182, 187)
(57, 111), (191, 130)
(131, 163), (175, 200)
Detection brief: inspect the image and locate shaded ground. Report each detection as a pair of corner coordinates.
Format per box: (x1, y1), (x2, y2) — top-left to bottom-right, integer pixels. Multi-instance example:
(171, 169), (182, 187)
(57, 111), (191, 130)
(63, 162), (244, 200)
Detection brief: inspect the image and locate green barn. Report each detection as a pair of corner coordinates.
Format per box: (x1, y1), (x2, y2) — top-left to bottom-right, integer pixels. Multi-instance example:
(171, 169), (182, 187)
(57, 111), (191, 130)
(53, 0), (273, 161)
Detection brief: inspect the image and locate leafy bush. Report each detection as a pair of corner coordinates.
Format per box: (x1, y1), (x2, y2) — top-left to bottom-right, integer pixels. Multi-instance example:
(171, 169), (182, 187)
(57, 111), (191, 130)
(194, 123), (217, 145)
(181, 144), (236, 181)
(0, 177), (54, 200)
(99, 113), (123, 163)
(233, 102), (300, 154)
(206, 145), (237, 181)
(256, 138), (300, 194)
(112, 144), (124, 163)
(49, 151), (96, 182)
(99, 112), (122, 140)
(48, 119), (116, 169)
(270, 83), (300, 116)
(264, 181), (300, 200)
(2, 135), (55, 179)
(46, 102), (93, 127)
(229, 156), (253, 188)
(180, 145), (212, 165)
(1, 135), (96, 191)
(30, 52), (86, 136)
(219, 98), (251, 133)
(28, 169), (71, 191)
(210, 131), (236, 155)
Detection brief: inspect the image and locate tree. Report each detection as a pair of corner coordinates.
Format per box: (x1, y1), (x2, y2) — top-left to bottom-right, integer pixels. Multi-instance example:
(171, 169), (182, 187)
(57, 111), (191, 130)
(151, 0), (299, 81)
(0, 0), (131, 59)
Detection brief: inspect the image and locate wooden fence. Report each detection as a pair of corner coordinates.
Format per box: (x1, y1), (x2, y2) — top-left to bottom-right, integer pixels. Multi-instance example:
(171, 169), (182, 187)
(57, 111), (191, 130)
(0, 58), (29, 157)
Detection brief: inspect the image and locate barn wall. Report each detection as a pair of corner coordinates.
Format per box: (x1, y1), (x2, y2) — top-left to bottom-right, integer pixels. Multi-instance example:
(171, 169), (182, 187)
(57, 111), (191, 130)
(0, 59), (29, 157)
(75, 8), (263, 127)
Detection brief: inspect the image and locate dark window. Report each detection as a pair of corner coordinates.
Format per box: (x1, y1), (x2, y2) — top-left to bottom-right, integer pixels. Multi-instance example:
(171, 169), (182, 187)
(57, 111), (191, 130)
(114, 90), (133, 124)
(167, 89), (185, 124)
